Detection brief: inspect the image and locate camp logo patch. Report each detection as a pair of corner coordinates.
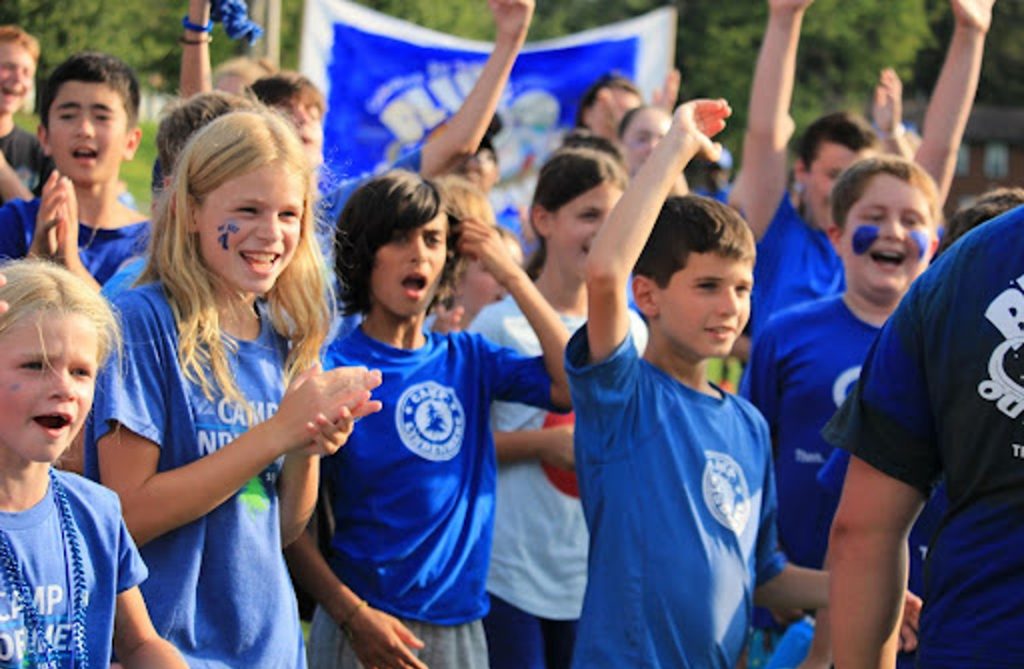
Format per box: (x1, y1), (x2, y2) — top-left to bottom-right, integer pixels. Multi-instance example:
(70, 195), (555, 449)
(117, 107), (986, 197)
(395, 381), (465, 461)
(702, 450), (751, 535)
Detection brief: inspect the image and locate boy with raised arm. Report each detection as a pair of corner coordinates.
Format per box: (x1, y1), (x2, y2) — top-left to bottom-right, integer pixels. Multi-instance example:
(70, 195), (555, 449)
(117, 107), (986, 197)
(565, 98), (827, 668)
(730, 0), (995, 336)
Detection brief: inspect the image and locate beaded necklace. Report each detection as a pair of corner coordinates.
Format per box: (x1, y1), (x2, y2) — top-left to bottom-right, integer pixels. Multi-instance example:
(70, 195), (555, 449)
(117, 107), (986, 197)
(0, 470), (88, 668)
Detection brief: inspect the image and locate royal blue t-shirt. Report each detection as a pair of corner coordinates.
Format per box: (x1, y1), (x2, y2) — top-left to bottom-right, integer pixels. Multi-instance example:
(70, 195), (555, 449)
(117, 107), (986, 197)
(322, 326), (556, 625)
(0, 471), (146, 669)
(751, 194), (844, 337)
(824, 205), (1024, 667)
(0, 198), (148, 286)
(742, 296), (878, 570)
(86, 283), (306, 668)
(566, 327), (787, 668)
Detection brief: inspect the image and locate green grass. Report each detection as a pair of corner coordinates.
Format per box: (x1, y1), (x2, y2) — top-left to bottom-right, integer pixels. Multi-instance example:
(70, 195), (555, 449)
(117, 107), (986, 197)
(15, 111), (158, 213)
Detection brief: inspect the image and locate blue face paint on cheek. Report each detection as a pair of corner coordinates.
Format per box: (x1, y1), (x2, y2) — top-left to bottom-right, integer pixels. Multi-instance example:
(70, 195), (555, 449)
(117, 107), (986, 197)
(216, 221), (240, 251)
(852, 225), (880, 255)
(8, 384), (20, 392)
(909, 229), (930, 261)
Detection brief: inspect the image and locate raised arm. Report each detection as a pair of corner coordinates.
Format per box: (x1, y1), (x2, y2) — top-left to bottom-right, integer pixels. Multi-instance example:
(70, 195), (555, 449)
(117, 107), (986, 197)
(873, 68), (915, 160)
(914, 0), (994, 206)
(459, 215), (571, 408)
(586, 99), (730, 363)
(179, 0), (213, 97)
(97, 366), (380, 546)
(729, 0), (814, 240)
(829, 456), (926, 668)
(419, 0), (533, 178)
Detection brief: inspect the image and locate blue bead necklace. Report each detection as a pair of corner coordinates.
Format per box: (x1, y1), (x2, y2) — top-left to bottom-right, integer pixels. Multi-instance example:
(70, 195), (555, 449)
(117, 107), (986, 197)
(0, 470), (88, 668)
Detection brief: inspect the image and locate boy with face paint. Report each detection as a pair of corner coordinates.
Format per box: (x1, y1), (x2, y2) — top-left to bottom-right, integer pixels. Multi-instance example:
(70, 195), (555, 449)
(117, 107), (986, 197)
(741, 156), (941, 662)
(730, 0), (995, 338)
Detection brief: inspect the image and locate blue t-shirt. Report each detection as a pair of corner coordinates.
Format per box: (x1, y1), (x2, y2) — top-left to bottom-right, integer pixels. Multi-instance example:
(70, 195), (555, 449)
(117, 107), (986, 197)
(86, 283), (306, 668)
(566, 327), (787, 669)
(0, 471), (146, 669)
(741, 296), (878, 570)
(823, 205), (1024, 667)
(0, 198), (149, 286)
(321, 326), (556, 625)
(751, 195), (844, 337)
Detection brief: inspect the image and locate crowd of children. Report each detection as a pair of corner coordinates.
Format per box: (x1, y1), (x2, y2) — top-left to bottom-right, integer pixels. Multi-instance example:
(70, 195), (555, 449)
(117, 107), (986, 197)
(0, 0), (1016, 666)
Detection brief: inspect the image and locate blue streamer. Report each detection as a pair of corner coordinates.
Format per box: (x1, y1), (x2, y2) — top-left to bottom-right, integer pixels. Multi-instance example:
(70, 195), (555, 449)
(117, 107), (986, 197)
(212, 0), (264, 44)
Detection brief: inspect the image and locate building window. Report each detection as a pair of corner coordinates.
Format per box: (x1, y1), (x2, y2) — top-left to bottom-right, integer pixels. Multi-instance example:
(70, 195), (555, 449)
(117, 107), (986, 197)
(956, 144), (970, 177)
(983, 142), (1009, 179)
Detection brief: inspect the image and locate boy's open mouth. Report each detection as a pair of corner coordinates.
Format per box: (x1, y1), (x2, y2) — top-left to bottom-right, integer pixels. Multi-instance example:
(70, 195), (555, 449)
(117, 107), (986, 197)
(869, 249), (906, 266)
(34, 414), (71, 430)
(402, 274), (427, 291)
(72, 148), (98, 160)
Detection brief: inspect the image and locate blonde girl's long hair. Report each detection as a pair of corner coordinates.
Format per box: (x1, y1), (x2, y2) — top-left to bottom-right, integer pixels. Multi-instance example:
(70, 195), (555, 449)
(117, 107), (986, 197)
(142, 109), (332, 411)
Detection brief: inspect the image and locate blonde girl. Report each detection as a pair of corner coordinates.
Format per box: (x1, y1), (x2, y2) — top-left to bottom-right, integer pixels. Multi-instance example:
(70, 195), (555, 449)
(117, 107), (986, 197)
(86, 110), (381, 667)
(0, 259), (186, 668)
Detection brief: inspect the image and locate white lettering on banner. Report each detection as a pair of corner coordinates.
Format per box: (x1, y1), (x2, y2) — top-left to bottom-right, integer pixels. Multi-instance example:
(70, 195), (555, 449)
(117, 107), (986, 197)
(1013, 444), (1024, 459)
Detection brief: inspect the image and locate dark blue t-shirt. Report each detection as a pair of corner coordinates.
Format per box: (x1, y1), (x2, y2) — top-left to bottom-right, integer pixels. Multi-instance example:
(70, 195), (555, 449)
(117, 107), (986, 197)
(0, 198), (148, 285)
(824, 204), (1024, 667)
(751, 194), (844, 337)
(742, 296), (878, 570)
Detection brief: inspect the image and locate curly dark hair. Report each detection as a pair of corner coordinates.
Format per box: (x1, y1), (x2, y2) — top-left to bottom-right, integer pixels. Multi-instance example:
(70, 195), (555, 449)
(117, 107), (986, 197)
(334, 170), (460, 316)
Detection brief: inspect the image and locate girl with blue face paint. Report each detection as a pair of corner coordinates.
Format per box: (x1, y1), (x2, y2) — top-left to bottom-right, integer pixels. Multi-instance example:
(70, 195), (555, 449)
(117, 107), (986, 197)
(826, 156), (941, 328)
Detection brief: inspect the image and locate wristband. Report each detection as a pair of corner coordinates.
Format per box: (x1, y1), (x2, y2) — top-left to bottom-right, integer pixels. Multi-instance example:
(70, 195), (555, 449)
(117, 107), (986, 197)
(340, 598), (368, 637)
(182, 15), (214, 33)
(179, 35), (212, 45)
(876, 123), (906, 142)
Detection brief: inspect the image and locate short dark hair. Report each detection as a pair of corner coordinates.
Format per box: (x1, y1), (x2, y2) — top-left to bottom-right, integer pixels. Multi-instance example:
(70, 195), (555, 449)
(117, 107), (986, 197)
(635, 195), (755, 287)
(937, 187), (1024, 257)
(156, 92), (260, 177)
(335, 170), (458, 316)
(796, 111), (879, 168)
(250, 71), (325, 116)
(40, 52), (140, 128)
(574, 73), (641, 128)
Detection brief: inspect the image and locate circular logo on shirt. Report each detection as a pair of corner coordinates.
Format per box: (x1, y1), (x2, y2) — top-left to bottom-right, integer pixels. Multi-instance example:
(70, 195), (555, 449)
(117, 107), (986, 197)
(832, 366), (862, 408)
(702, 451), (752, 535)
(394, 381), (466, 461)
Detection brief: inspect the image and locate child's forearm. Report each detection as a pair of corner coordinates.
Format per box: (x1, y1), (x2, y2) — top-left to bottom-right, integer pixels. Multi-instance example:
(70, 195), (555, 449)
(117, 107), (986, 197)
(501, 268), (572, 409)
(120, 638), (189, 669)
(278, 453), (319, 547)
(179, 0), (213, 97)
(420, 1), (532, 177)
(285, 530), (363, 624)
(754, 563), (829, 611)
(730, 2), (809, 239)
(584, 122), (703, 361)
(495, 427), (573, 468)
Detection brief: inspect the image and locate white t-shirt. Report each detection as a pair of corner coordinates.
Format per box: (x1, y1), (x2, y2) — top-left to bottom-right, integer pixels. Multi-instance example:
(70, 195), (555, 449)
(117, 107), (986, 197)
(470, 295), (648, 619)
